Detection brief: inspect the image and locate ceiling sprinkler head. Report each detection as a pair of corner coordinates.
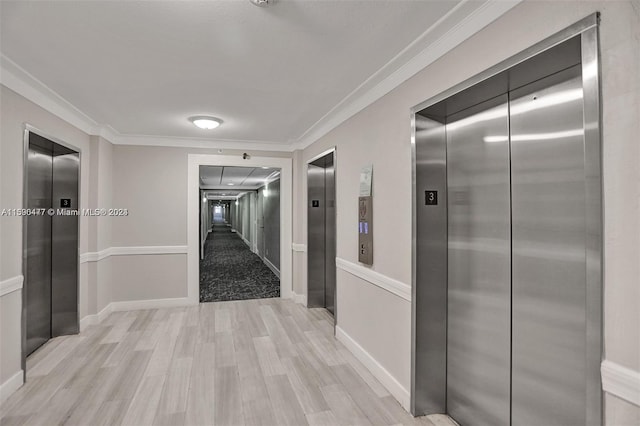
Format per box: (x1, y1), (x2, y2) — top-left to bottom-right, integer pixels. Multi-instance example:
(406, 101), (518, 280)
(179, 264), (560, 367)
(250, 0), (270, 7)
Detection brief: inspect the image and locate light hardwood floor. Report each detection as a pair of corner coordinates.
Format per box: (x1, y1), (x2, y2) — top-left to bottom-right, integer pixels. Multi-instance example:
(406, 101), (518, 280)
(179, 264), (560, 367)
(1, 298), (455, 426)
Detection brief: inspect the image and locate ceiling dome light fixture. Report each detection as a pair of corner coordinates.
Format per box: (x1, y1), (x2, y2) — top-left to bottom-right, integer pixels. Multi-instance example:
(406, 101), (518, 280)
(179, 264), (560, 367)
(249, 0), (271, 7)
(189, 116), (222, 130)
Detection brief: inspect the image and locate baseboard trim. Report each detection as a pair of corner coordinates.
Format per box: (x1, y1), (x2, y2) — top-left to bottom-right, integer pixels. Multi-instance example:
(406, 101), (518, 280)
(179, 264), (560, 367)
(110, 297), (195, 312)
(263, 257), (281, 279)
(80, 297), (193, 330)
(335, 326), (410, 411)
(80, 246), (188, 263)
(336, 257), (411, 302)
(79, 314), (96, 331)
(602, 360), (640, 407)
(80, 303), (114, 331)
(292, 292), (307, 306)
(0, 275), (23, 297)
(0, 370), (24, 405)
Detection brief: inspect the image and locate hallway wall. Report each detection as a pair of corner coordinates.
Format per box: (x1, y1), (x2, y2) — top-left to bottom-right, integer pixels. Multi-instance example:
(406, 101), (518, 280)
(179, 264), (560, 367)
(294, 0), (640, 420)
(0, 85), (94, 391)
(262, 178), (281, 272)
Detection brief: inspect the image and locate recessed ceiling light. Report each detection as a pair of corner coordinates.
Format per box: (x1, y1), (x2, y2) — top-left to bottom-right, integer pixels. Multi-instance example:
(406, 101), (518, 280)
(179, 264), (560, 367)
(261, 167), (269, 169)
(189, 116), (222, 129)
(227, 183), (235, 186)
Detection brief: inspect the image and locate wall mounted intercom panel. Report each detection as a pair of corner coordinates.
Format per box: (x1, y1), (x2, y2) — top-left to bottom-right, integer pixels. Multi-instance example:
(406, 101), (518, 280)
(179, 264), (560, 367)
(358, 196), (373, 264)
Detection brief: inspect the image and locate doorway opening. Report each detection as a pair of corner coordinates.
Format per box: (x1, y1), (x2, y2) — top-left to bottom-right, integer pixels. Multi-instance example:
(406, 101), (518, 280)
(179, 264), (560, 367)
(22, 127), (80, 367)
(198, 165), (282, 302)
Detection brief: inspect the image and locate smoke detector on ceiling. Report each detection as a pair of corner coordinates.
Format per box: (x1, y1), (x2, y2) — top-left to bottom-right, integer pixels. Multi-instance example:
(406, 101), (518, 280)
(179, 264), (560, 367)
(249, 0), (271, 7)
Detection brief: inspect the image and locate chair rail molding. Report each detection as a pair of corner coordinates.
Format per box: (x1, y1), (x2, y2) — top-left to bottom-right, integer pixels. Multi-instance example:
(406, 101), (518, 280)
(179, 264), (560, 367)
(0, 275), (23, 297)
(336, 257), (411, 302)
(601, 360), (640, 407)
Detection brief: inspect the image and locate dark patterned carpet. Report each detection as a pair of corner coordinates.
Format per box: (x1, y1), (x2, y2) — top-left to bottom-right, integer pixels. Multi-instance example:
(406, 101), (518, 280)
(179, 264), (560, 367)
(199, 220), (280, 302)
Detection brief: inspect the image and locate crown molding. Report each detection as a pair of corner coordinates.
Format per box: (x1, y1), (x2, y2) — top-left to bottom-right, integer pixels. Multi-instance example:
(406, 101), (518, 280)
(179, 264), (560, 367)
(2, 0), (521, 152)
(293, 0), (523, 150)
(0, 54), (291, 150)
(1, 54), (100, 135)
(113, 134), (294, 152)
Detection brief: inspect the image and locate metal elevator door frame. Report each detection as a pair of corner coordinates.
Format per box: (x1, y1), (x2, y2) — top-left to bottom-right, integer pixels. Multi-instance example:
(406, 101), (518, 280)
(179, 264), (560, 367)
(307, 149), (337, 318)
(22, 125), (80, 376)
(411, 14), (602, 426)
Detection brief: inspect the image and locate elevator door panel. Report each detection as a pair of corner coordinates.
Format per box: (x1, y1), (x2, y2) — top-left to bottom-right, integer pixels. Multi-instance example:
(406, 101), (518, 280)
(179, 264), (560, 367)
(51, 150), (79, 336)
(446, 96), (511, 426)
(324, 157), (336, 315)
(510, 68), (587, 425)
(307, 164), (326, 308)
(26, 144), (53, 356)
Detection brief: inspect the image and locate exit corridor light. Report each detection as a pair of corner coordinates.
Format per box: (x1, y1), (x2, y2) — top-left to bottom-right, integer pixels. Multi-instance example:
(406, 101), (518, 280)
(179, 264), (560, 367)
(189, 116), (222, 129)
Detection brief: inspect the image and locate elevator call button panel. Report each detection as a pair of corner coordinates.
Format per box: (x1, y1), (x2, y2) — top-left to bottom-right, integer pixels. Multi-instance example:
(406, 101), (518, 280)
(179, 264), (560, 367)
(358, 196), (373, 265)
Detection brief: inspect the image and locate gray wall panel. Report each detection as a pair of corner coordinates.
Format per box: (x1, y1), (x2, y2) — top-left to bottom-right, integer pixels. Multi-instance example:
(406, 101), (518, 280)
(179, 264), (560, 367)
(263, 179), (280, 270)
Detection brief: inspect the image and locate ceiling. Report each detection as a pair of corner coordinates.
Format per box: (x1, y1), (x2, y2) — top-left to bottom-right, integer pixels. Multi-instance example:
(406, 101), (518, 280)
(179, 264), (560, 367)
(200, 166), (280, 199)
(0, 0), (475, 146)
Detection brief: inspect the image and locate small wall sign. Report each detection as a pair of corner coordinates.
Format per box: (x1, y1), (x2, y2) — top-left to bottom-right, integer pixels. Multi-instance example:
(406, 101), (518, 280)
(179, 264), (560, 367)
(60, 198), (72, 208)
(425, 191), (438, 205)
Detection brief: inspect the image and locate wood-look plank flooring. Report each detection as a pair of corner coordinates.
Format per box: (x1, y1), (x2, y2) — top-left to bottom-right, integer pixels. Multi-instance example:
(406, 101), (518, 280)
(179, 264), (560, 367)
(1, 298), (456, 426)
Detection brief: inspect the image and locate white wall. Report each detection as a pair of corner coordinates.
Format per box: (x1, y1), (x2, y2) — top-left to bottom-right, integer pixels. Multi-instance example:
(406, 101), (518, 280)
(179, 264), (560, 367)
(295, 0), (640, 420)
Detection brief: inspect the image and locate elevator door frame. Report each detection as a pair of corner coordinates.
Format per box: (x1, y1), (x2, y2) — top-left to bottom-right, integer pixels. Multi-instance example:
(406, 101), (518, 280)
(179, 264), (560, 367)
(306, 147), (338, 326)
(22, 124), (82, 379)
(410, 13), (602, 424)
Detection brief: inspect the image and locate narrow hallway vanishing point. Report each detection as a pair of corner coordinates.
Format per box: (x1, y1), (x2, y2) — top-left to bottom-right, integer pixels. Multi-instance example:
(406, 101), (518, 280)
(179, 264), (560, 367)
(199, 218), (280, 303)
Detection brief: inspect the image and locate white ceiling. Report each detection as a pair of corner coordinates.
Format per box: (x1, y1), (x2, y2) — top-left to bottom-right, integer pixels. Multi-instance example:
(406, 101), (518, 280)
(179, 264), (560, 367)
(200, 166), (279, 191)
(0, 1), (518, 148)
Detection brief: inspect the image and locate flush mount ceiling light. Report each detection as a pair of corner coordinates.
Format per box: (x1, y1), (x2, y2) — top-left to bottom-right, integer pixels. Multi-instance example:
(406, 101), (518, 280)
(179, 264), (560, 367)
(249, 0), (271, 7)
(188, 116), (222, 130)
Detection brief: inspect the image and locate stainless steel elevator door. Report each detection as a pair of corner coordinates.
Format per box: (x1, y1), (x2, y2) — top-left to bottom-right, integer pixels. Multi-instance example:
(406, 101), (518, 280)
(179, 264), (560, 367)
(307, 153), (336, 314)
(307, 163), (326, 308)
(510, 67), (587, 426)
(446, 95), (511, 426)
(26, 143), (53, 356)
(51, 148), (79, 336)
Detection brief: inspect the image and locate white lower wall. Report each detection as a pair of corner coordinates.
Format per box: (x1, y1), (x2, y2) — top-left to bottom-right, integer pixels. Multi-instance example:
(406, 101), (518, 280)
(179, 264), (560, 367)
(335, 269), (411, 402)
(0, 288), (22, 389)
(111, 254), (187, 302)
(606, 394), (640, 426)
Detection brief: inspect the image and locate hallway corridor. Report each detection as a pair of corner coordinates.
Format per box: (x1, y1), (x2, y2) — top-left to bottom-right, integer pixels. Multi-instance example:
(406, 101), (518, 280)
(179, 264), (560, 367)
(0, 299), (450, 426)
(199, 221), (279, 303)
